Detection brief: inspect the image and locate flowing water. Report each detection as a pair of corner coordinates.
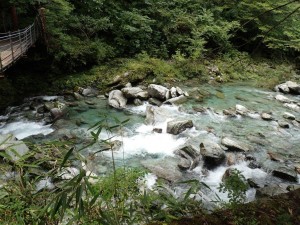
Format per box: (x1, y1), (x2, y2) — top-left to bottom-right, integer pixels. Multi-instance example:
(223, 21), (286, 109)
(1, 82), (300, 204)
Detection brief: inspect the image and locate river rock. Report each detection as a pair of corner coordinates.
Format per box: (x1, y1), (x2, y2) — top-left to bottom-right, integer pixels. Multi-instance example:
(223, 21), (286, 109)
(121, 87), (149, 100)
(256, 184), (289, 197)
(148, 98), (162, 106)
(167, 119), (194, 135)
(275, 94), (291, 103)
(108, 90), (127, 109)
(193, 106), (207, 114)
(272, 166), (298, 182)
(275, 83), (290, 93)
(178, 158), (191, 170)
(153, 128), (162, 133)
(283, 103), (300, 112)
(148, 84), (169, 100)
(50, 108), (64, 119)
(44, 102), (55, 111)
(200, 140), (225, 166)
(73, 92), (84, 100)
(247, 178), (266, 188)
(133, 98), (143, 106)
(235, 104), (248, 115)
(278, 120), (289, 128)
(176, 87), (184, 96)
(0, 134), (29, 161)
(226, 153), (236, 166)
(223, 109), (236, 117)
(294, 164), (300, 174)
(81, 87), (98, 97)
(164, 95), (187, 105)
(261, 113), (273, 121)
(267, 152), (285, 163)
(221, 137), (250, 152)
(175, 145), (199, 160)
(286, 81), (300, 94)
(170, 87), (177, 98)
(283, 112), (295, 120)
(141, 157), (182, 182)
(145, 106), (170, 124)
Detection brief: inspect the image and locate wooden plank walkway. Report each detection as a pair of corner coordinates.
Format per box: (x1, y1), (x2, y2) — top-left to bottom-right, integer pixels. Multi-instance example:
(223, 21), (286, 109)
(0, 21), (39, 72)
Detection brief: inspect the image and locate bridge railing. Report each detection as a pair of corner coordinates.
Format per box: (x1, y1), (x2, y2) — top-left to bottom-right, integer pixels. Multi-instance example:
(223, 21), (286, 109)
(0, 18), (40, 72)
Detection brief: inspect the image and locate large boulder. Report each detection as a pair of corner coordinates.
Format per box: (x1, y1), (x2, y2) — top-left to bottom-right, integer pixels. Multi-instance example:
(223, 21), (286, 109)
(283, 103), (300, 112)
(141, 157), (182, 182)
(121, 87), (149, 100)
(108, 90), (127, 109)
(145, 106), (170, 124)
(221, 137), (250, 152)
(0, 134), (29, 161)
(81, 87), (98, 97)
(256, 184), (289, 197)
(272, 166), (298, 182)
(275, 81), (300, 94)
(167, 119), (194, 135)
(148, 84), (169, 100)
(200, 140), (225, 166)
(174, 145), (201, 170)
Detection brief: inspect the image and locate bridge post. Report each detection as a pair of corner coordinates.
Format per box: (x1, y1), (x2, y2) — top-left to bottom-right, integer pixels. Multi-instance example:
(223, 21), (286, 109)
(9, 31), (15, 63)
(18, 29), (23, 55)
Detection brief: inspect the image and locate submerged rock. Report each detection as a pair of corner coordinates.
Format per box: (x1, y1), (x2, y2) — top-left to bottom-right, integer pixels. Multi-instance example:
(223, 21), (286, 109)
(221, 137), (250, 152)
(167, 119), (194, 135)
(108, 90), (127, 109)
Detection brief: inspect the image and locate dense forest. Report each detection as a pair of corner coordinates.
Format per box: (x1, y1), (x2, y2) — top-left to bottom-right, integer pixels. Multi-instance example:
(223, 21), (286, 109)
(1, 0), (299, 71)
(0, 1), (300, 225)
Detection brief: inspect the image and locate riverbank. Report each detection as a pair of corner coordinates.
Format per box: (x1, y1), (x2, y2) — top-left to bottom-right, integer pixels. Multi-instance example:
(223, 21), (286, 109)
(1, 53), (298, 113)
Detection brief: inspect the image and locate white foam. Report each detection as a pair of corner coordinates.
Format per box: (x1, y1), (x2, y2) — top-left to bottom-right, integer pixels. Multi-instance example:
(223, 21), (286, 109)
(0, 121), (54, 139)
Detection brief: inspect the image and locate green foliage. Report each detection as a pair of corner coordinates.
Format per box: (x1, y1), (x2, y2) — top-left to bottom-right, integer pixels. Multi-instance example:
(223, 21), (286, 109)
(218, 169), (249, 206)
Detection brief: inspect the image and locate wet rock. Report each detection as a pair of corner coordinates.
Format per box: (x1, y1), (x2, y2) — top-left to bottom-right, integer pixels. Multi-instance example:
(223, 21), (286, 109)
(256, 184), (289, 197)
(81, 87), (98, 97)
(193, 106), (207, 114)
(153, 128), (162, 133)
(248, 161), (261, 169)
(291, 120), (300, 127)
(285, 81), (300, 94)
(141, 157), (182, 182)
(235, 104), (248, 115)
(44, 102), (55, 111)
(148, 84), (169, 100)
(0, 134), (29, 161)
(145, 106), (170, 124)
(275, 83), (290, 93)
(221, 137), (250, 152)
(272, 166), (298, 182)
(226, 153), (236, 166)
(121, 87), (149, 100)
(148, 98), (162, 106)
(200, 140), (225, 166)
(167, 119), (194, 135)
(108, 90), (127, 109)
(178, 158), (191, 170)
(223, 109), (236, 117)
(261, 113), (273, 121)
(267, 152), (285, 163)
(275, 94), (291, 103)
(247, 178), (266, 188)
(246, 135), (268, 146)
(164, 95), (187, 105)
(278, 120), (290, 128)
(283, 103), (300, 112)
(283, 112), (295, 120)
(175, 145), (199, 160)
(133, 99), (143, 106)
(294, 164), (300, 174)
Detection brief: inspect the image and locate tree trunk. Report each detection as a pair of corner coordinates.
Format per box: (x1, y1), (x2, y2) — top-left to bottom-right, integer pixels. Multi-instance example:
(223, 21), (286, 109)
(11, 5), (18, 30)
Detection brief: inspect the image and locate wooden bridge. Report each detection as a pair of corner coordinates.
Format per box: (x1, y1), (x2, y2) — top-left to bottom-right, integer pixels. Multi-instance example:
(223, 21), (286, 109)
(0, 18), (40, 72)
